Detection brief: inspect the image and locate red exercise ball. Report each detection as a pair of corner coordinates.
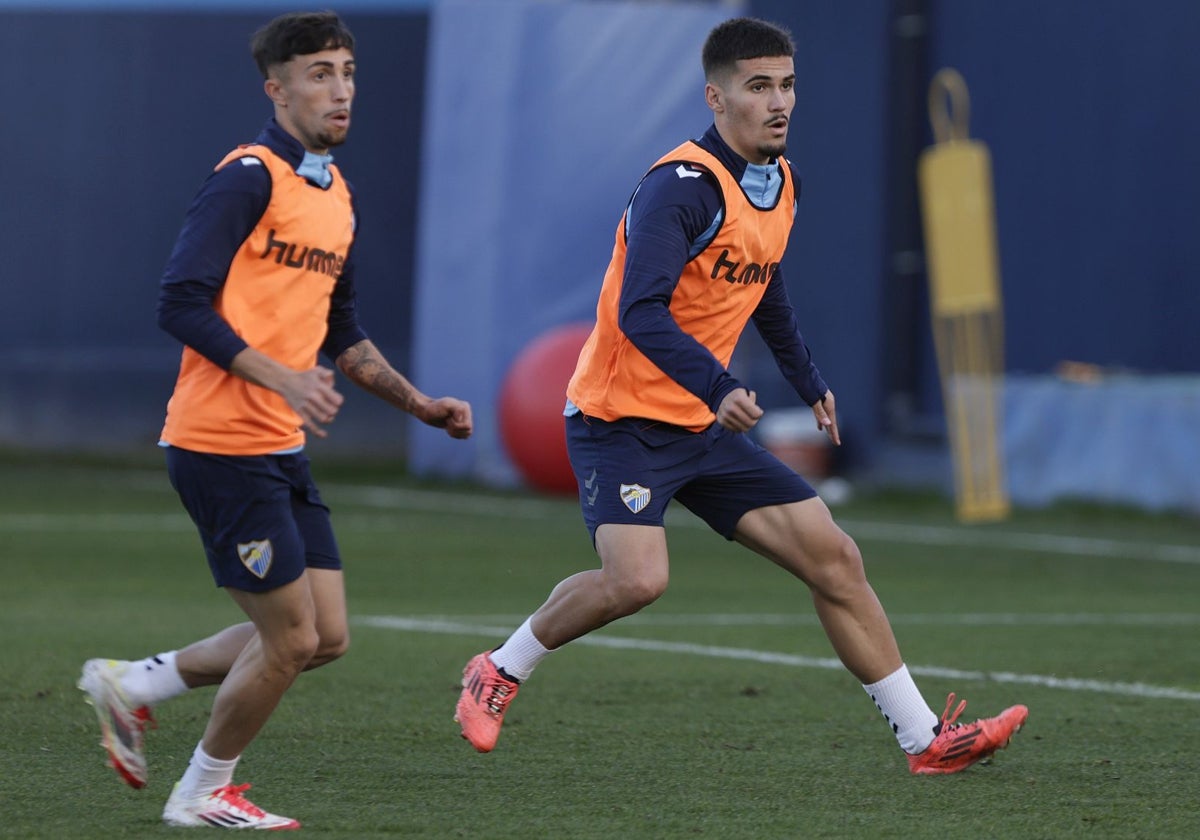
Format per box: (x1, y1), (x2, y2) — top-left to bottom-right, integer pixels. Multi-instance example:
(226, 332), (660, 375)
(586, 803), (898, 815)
(498, 322), (593, 495)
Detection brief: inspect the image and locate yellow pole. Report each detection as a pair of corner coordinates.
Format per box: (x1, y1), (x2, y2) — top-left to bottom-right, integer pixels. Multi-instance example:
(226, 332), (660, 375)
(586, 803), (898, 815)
(917, 68), (1010, 522)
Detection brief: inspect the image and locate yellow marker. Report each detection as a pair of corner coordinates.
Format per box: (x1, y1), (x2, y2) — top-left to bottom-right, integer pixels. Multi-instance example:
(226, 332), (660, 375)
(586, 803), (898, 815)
(918, 68), (1009, 522)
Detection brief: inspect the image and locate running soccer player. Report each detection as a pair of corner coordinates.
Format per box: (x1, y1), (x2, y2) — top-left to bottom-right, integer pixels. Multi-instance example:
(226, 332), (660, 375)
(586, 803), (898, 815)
(78, 11), (472, 829)
(455, 16), (1027, 774)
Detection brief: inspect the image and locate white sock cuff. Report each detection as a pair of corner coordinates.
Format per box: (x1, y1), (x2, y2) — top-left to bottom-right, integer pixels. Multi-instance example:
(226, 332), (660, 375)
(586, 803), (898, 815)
(863, 663), (914, 696)
(177, 742), (240, 798)
(192, 742), (240, 773)
(863, 664), (939, 754)
(156, 650), (189, 691)
(489, 617), (550, 682)
(125, 650), (189, 706)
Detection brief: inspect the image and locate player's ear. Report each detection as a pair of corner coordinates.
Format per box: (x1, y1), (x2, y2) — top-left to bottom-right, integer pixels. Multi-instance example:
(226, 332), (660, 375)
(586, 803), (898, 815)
(705, 82), (724, 114)
(264, 74), (287, 107)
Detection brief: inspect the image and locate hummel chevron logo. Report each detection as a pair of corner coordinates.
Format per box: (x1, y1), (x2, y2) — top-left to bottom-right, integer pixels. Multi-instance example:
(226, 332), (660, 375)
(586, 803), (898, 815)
(585, 469), (599, 505)
(675, 164), (703, 179)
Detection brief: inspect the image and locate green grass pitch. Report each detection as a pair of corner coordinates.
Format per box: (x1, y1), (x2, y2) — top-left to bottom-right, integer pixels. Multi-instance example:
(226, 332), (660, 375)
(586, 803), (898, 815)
(1, 452), (1197, 838)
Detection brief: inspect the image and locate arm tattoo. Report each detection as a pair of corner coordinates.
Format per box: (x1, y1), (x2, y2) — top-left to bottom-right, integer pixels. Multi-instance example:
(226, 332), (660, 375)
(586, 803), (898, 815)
(337, 340), (423, 414)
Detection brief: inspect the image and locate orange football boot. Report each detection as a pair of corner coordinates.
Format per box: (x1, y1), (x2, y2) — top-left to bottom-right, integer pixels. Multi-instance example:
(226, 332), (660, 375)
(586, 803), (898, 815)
(908, 692), (1028, 775)
(455, 652), (520, 752)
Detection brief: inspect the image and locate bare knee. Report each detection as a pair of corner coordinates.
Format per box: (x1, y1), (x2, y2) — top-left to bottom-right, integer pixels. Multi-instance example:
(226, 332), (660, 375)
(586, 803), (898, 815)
(806, 532), (868, 602)
(264, 625), (321, 679)
(603, 568), (668, 617)
(306, 629), (350, 670)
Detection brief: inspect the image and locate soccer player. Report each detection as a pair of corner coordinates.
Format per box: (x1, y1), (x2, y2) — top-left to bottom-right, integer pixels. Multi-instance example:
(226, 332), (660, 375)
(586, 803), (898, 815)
(78, 11), (472, 829)
(455, 16), (1027, 774)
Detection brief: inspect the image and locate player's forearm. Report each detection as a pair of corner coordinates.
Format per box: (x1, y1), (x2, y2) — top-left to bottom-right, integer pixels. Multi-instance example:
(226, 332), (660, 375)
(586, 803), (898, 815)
(335, 339), (429, 415)
(228, 346), (300, 392)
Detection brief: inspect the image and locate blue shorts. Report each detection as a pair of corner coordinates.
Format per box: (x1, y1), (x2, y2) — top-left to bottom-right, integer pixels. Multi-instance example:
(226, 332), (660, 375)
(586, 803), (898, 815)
(565, 413), (817, 541)
(165, 447), (341, 593)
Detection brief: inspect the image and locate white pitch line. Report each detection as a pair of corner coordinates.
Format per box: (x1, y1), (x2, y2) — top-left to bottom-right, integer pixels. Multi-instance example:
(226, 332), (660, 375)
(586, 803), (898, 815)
(356, 614), (1200, 702)
(375, 612), (1200, 628)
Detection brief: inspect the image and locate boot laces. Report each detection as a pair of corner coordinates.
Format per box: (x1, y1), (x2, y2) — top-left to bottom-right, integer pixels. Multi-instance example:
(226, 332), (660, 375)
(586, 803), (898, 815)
(214, 783), (267, 818)
(938, 692), (969, 730)
(485, 680), (514, 717)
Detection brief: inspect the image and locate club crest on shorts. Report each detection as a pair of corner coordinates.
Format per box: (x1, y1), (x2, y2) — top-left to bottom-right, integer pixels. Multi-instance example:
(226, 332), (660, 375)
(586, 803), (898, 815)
(619, 483), (651, 514)
(237, 539), (274, 579)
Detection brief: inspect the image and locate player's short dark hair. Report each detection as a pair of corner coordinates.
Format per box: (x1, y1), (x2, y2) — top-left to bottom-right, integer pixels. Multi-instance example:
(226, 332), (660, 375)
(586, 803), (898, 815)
(702, 17), (794, 81)
(251, 10), (356, 79)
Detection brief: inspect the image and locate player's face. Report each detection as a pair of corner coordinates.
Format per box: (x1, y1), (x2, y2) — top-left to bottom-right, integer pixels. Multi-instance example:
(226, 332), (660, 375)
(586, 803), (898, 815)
(706, 56), (795, 164)
(266, 47), (356, 154)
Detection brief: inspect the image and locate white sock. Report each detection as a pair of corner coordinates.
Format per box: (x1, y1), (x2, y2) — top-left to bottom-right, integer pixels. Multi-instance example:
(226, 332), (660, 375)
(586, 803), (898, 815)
(122, 651), (189, 706)
(176, 742), (239, 799)
(488, 617), (551, 682)
(863, 664), (940, 754)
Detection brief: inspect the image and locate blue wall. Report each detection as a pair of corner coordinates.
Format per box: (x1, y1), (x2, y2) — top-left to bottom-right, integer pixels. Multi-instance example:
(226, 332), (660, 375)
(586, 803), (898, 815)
(927, 0), (1200, 375)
